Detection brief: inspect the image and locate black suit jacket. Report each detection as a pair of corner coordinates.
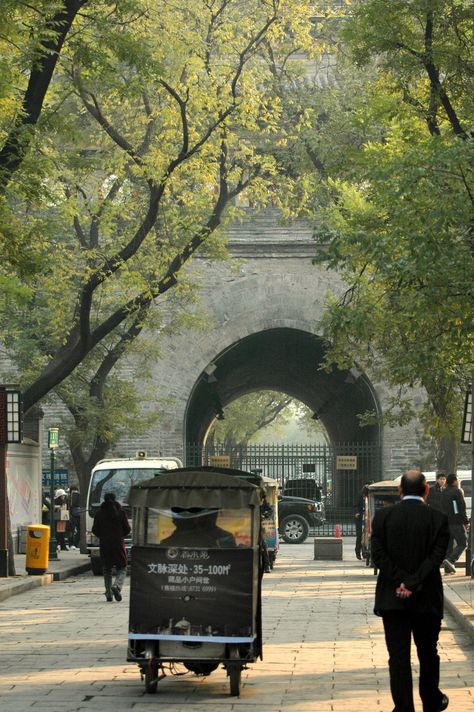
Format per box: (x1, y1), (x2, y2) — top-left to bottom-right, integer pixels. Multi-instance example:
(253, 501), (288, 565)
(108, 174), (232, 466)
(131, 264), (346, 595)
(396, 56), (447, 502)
(442, 485), (469, 525)
(371, 499), (449, 617)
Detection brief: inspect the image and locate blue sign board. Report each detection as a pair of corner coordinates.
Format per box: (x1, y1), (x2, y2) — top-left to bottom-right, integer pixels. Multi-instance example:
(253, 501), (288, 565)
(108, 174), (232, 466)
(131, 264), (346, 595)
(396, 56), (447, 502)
(42, 468), (69, 489)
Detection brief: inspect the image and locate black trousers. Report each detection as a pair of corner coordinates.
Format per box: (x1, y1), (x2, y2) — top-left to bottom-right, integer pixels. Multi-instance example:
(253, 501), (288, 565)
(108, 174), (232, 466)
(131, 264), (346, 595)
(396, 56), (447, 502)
(446, 523), (467, 564)
(382, 611), (443, 712)
(354, 516), (363, 555)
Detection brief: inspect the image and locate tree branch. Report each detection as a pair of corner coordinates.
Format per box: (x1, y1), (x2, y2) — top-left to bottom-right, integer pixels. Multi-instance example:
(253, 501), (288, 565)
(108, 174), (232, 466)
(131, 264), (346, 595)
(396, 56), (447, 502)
(158, 79), (189, 160)
(138, 92), (155, 155)
(22, 152), (241, 413)
(395, 10), (468, 139)
(0, 0), (88, 193)
(78, 89), (145, 166)
(90, 175), (125, 248)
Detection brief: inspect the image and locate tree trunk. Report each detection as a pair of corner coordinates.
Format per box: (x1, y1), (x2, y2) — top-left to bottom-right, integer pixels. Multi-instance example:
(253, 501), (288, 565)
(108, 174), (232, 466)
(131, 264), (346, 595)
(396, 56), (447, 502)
(71, 459), (91, 554)
(71, 452), (108, 554)
(436, 430), (458, 474)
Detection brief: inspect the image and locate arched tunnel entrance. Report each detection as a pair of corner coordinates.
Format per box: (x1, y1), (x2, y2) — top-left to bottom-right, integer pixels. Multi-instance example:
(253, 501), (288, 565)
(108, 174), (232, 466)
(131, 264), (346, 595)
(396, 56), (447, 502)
(185, 328), (383, 525)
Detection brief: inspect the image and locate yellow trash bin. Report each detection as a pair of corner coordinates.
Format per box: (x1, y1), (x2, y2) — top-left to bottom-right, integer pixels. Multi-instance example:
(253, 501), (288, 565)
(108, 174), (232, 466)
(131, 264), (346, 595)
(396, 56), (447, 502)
(25, 524), (50, 575)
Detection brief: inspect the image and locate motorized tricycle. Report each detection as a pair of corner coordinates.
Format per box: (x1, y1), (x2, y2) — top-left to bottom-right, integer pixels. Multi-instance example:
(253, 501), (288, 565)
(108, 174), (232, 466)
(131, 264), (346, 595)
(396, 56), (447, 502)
(127, 468), (264, 696)
(259, 475), (279, 569)
(189, 465), (279, 568)
(363, 479), (400, 571)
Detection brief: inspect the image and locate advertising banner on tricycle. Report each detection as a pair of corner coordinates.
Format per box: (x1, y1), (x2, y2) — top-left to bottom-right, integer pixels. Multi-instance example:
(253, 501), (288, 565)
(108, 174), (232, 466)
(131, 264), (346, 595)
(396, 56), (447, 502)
(129, 546), (255, 639)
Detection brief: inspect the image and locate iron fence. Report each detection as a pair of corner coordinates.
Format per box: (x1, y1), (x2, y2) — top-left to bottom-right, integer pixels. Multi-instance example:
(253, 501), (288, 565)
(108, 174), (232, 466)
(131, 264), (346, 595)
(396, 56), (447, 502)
(186, 442), (380, 536)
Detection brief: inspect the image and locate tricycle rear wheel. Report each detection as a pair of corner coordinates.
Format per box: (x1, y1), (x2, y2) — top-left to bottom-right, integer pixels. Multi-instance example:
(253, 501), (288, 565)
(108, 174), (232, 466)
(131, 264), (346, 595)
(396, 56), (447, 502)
(144, 661), (158, 694)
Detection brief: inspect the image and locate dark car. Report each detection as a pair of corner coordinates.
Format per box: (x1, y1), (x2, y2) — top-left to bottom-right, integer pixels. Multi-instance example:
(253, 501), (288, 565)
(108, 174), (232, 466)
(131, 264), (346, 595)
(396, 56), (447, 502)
(283, 477), (322, 500)
(278, 495), (323, 544)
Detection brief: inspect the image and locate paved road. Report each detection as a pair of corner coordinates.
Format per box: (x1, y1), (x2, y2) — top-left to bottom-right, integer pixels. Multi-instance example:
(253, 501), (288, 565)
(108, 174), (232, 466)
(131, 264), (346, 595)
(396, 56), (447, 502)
(0, 541), (473, 711)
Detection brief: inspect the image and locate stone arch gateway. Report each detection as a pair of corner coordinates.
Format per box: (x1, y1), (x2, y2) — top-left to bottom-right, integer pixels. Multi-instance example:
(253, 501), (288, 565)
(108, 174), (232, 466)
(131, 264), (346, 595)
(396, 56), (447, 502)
(185, 327), (381, 453)
(132, 208), (422, 480)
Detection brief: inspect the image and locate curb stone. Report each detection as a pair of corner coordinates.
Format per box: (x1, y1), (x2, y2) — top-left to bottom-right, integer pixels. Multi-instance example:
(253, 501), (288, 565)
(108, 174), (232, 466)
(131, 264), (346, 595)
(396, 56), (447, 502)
(0, 561), (91, 602)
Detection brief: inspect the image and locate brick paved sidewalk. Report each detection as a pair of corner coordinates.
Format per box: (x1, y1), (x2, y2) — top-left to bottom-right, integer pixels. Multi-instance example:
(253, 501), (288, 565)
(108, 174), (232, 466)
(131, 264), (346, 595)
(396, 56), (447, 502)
(260, 542), (474, 712)
(0, 550), (91, 602)
(0, 539), (473, 711)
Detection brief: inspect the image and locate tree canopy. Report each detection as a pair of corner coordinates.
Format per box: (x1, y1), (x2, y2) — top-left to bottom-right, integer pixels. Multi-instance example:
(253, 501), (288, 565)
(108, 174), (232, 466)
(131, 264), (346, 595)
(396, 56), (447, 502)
(208, 390), (294, 451)
(207, 390), (326, 450)
(301, 0), (474, 468)
(3, 1), (471, 475)
(0, 0), (89, 193)
(0, 0), (315, 417)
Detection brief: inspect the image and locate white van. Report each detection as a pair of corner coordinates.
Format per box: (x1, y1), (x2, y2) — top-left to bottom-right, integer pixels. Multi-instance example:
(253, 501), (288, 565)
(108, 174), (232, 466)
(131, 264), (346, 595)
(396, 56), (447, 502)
(395, 470), (471, 519)
(86, 454), (183, 574)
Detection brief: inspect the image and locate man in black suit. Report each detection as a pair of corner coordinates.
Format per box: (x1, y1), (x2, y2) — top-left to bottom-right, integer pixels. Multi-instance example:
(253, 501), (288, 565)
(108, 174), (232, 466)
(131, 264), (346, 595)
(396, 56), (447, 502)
(426, 472), (446, 512)
(371, 470), (450, 712)
(441, 473), (469, 574)
(354, 482), (372, 560)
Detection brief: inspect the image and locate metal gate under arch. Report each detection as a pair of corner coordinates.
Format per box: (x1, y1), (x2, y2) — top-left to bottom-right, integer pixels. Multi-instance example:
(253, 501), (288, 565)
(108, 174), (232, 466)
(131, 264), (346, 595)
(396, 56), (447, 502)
(186, 442), (380, 536)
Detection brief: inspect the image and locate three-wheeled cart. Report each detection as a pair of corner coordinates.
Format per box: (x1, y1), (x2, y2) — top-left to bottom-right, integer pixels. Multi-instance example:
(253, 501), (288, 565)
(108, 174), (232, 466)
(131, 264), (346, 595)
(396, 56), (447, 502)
(259, 476), (279, 569)
(212, 467), (280, 569)
(364, 480), (400, 572)
(127, 469), (264, 696)
(188, 466), (280, 568)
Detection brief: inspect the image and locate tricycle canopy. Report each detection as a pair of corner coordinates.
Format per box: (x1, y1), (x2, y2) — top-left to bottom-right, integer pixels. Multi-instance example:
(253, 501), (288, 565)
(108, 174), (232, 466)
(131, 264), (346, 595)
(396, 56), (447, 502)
(129, 469), (261, 510)
(367, 480), (400, 510)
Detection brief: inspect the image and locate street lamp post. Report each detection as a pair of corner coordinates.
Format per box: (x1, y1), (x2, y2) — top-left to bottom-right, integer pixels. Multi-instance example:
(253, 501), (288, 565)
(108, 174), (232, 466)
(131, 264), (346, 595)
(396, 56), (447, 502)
(48, 427), (59, 561)
(0, 387), (22, 577)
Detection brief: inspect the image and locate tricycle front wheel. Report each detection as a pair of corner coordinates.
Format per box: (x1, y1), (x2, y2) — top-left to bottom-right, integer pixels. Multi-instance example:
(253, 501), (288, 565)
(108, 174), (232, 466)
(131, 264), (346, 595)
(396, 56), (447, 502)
(228, 646), (242, 696)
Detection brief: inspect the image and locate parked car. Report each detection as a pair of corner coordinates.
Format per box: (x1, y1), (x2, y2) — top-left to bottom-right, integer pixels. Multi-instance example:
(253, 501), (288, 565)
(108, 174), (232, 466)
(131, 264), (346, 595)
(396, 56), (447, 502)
(282, 477), (326, 523)
(278, 494), (323, 544)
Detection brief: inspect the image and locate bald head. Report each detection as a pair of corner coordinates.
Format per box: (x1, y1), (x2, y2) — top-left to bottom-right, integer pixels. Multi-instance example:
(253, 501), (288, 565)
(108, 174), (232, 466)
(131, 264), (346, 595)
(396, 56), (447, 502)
(400, 470), (427, 497)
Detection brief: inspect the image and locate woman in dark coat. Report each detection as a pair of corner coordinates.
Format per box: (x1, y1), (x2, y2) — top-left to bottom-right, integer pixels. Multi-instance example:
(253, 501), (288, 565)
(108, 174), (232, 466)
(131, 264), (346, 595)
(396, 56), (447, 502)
(54, 489), (69, 551)
(92, 492), (131, 602)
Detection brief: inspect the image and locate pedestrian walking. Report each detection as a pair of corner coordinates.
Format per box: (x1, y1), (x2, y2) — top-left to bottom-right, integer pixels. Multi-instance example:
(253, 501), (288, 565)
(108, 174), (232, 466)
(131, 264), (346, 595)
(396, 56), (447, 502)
(426, 472), (446, 512)
(353, 483), (370, 560)
(371, 469), (450, 712)
(442, 473), (469, 574)
(91, 492), (131, 602)
(54, 489), (70, 551)
(41, 492), (50, 525)
(68, 485), (81, 549)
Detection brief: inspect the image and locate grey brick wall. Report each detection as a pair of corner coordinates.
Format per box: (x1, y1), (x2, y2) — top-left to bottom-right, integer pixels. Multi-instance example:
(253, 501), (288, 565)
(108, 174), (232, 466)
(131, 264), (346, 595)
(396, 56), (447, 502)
(112, 208), (425, 477)
(3, 207), (428, 479)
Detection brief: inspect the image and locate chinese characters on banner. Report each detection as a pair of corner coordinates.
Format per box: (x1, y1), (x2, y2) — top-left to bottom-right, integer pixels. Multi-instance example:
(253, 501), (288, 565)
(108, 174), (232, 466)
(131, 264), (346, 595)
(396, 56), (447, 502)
(129, 546), (255, 639)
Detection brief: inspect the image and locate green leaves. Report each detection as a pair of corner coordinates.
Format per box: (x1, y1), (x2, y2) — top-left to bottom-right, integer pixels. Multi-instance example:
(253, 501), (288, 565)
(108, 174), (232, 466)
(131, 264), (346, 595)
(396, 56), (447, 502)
(341, 0), (473, 136)
(293, 2), (474, 463)
(0, 1), (318, 473)
(209, 391), (294, 449)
